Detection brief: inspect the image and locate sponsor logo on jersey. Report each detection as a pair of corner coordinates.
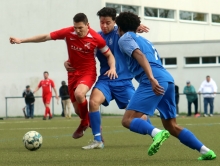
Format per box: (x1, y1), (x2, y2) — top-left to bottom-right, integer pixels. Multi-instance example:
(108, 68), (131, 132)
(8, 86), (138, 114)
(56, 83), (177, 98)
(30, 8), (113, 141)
(84, 42), (90, 49)
(71, 45), (89, 53)
(109, 38), (113, 45)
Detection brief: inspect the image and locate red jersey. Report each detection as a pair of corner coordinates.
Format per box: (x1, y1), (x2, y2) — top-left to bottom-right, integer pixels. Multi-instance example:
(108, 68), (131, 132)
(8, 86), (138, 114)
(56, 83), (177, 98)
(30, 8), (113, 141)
(50, 27), (109, 75)
(38, 79), (55, 96)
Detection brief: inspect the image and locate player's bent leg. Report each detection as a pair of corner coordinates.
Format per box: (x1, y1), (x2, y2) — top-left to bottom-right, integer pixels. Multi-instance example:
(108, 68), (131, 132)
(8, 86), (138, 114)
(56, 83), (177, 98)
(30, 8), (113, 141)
(161, 118), (216, 160)
(82, 111), (104, 150)
(82, 88), (106, 149)
(73, 84), (90, 139)
(72, 101), (88, 139)
(161, 118), (182, 137)
(74, 84), (89, 103)
(122, 110), (170, 156)
(72, 101), (80, 116)
(122, 110), (145, 128)
(89, 88), (105, 112)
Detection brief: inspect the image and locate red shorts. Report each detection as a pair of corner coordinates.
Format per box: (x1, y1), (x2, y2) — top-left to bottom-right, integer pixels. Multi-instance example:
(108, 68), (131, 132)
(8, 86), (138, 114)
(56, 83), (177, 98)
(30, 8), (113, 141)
(68, 72), (96, 102)
(43, 94), (52, 104)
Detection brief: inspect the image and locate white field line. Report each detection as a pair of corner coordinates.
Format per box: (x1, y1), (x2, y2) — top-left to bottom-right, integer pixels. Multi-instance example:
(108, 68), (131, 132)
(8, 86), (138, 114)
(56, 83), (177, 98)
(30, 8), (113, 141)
(0, 123), (220, 131)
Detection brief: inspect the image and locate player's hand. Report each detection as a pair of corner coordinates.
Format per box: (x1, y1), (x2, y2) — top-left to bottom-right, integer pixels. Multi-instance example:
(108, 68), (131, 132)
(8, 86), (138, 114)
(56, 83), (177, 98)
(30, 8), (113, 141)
(55, 96), (59, 100)
(64, 61), (75, 72)
(137, 24), (150, 33)
(9, 37), (22, 44)
(150, 78), (164, 95)
(104, 68), (118, 80)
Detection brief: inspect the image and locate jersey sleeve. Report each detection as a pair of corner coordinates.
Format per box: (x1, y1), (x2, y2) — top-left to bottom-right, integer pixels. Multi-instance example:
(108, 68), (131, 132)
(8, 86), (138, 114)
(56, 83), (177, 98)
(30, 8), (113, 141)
(96, 34), (110, 54)
(118, 33), (140, 57)
(50, 80), (55, 88)
(50, 27), (72, 40)
(38, 81), (42, 88)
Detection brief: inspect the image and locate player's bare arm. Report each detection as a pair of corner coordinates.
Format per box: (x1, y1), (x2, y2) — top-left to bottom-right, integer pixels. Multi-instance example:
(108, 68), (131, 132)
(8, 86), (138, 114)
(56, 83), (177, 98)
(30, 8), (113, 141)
(33, 87), (40, 94)
(103, 50), (118, 80)
(9, 34), (51, 44)
(53, 87), (59, 100)
(137, 24), (150, 33)
(132, 49), (164, 95)
(64, 60), (75, 72)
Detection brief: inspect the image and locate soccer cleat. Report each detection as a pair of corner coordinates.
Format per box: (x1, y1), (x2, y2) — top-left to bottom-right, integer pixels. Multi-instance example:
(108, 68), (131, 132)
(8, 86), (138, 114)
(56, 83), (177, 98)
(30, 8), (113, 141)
(49, 116), (53, 120)
(198, 150), (216, 160)
(203, 114), (208, 117)
(82, 140), (104, 150)
(42, 117), (46, 120)
(72, 124), (89, 139)
(148, 130), (170, 156)
(209, 114), (213, 117)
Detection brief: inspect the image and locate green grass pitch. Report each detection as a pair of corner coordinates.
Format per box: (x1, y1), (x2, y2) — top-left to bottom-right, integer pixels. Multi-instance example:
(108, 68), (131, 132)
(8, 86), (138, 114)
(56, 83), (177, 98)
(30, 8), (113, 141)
(0, 116), (219, 166)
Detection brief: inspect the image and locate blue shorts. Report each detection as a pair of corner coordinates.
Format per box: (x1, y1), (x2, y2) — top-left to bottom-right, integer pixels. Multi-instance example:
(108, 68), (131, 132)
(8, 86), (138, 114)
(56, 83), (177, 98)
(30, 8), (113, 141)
(127, 81), (176, 119)
(93, 79), (135, 109)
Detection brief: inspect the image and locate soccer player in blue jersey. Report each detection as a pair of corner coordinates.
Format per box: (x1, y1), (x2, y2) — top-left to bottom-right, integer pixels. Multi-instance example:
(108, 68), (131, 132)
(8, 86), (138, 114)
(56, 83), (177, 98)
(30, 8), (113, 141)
(115, 11), (216, 160)
(64, 8), (151, 149)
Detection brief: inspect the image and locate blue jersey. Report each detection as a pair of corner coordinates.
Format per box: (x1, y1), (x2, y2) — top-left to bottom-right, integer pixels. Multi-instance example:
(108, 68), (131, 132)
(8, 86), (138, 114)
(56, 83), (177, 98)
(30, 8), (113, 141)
(96, 26), (133, 81)
(118, 32), (174, 83)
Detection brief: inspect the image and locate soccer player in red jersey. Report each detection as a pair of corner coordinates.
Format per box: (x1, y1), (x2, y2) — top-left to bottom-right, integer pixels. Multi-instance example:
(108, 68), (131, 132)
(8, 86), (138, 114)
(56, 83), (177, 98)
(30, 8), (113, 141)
(10, 13), (117, 138)
(33, 71), (59, 120)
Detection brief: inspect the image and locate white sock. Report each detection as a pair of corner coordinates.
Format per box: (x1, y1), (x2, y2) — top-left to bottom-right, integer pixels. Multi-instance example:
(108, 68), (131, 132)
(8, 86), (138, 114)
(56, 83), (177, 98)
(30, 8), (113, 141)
(151, 128), (162, 137)
(200, 145), (210, 154)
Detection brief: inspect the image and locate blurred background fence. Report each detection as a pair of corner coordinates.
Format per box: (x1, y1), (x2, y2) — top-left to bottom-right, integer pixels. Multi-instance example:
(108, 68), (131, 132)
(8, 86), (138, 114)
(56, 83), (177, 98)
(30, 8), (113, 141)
(4, 93), (220, 118)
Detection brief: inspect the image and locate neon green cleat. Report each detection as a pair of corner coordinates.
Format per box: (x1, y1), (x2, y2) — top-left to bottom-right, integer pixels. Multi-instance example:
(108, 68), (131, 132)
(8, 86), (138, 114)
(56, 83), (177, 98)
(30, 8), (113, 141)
(148, 130), (170, 156)
(198, 150), (216, 160)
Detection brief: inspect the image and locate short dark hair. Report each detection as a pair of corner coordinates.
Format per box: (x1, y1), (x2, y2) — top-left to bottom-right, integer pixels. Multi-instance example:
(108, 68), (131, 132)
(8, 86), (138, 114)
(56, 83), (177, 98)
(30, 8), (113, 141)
(73, 13), (88, 24)
(206, 75), (210, 78)
(97, 7), (117, 21)
(43, 71), (49, 74)
(115, 12), (140, 33)
(26, 85), (30, 89)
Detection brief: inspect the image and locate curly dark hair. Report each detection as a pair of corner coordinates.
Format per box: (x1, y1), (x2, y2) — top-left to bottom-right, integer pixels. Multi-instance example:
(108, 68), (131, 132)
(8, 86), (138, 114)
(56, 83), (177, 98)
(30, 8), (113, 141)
(73, 13), (88, 24)
(115, 12), (140, 33)
(97, 7), (117, 21)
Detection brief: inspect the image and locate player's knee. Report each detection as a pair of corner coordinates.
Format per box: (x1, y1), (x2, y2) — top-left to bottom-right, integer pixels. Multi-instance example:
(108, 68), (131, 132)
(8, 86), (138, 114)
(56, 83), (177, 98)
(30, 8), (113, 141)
(89, 99), (100, 111)
(74, 91), (85, 102)
(121, 118), (130, 129)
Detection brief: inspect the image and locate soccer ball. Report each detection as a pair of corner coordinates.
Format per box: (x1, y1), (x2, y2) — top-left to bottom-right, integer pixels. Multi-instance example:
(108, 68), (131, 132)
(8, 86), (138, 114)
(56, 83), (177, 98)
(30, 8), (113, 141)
(22, 131), (43, 151)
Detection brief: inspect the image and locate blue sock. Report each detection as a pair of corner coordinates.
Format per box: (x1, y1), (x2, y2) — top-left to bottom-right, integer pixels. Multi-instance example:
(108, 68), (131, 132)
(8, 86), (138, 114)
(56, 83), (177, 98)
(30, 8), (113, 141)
(130, 118), (155, 135)
(178, 128), (203, 152)
(89, 111), (101, 142)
